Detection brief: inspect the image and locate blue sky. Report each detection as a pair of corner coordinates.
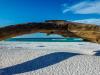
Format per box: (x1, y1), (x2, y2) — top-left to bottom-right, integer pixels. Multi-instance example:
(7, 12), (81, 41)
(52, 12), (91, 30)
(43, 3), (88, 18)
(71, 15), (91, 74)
(0, 0), (100, 38)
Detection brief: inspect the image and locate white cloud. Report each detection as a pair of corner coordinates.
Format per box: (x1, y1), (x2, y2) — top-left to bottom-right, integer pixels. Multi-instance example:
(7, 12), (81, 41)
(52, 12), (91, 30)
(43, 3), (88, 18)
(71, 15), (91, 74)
(63, 1), (100, 14)
(73, 18), (100, 25)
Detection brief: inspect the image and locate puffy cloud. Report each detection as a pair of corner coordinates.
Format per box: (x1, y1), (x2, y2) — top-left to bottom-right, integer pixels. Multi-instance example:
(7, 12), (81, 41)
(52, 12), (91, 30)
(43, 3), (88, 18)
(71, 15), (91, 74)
(63, 1), (100, 14)
(73, 18), (100, 25)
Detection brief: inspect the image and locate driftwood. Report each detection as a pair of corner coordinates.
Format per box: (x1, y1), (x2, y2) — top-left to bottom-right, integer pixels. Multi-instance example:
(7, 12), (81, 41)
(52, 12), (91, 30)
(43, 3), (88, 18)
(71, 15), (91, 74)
(0, 21), (100, 43)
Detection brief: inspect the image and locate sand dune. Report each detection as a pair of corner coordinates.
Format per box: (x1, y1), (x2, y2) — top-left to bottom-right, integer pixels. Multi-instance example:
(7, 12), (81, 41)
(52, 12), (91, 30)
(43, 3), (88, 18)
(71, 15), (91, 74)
(0, 42), (100, 75)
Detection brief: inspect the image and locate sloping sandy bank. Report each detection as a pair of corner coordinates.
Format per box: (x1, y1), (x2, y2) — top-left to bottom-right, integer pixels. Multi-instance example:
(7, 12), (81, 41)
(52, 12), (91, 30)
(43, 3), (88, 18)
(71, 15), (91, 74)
(0, 42), (100, 75)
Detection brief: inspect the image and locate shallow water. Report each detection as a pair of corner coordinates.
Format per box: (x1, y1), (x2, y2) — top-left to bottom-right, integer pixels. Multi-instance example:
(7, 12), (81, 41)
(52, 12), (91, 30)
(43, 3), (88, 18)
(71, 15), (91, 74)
(5, 38), (83, 42)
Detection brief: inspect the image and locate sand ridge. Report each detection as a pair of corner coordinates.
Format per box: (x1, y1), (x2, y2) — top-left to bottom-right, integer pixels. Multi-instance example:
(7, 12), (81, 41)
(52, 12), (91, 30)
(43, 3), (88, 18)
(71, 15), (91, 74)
(0, 42), (100, 75)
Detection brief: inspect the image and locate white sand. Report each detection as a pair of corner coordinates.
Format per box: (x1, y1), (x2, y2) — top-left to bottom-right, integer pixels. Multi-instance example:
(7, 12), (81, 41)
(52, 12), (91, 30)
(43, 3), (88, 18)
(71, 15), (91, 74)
(0, 42), (100, 75)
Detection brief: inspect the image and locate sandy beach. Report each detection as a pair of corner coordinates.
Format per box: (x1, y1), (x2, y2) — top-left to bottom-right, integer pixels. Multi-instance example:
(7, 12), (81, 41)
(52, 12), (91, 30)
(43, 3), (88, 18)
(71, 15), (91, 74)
(0, 41), (100, 75)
